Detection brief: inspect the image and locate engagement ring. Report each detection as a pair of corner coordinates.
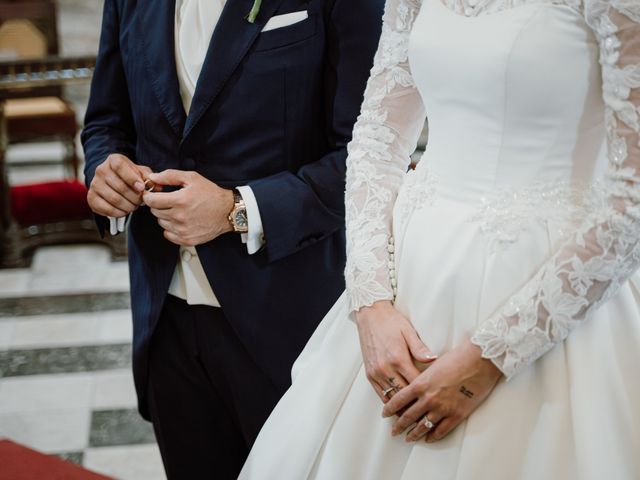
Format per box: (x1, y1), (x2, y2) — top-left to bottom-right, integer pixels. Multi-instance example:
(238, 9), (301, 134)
(424, 415), (435, 430)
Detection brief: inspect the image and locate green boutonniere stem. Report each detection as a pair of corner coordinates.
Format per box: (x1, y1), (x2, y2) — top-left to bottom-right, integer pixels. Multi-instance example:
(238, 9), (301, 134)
(247, 0), (262, 23)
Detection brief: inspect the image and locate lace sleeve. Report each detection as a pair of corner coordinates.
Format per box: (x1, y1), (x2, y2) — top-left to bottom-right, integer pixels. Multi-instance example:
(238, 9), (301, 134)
(471, 0), (640, 379)
(345, 0), (427, 312)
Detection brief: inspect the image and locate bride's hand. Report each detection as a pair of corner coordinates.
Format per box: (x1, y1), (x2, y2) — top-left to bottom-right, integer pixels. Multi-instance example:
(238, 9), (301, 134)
(356, 301), (438, 403)
(382, 339), (503, 442)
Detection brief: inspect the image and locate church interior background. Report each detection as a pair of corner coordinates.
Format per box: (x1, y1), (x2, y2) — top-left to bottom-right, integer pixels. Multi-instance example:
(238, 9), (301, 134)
(0, 1), (165, 478)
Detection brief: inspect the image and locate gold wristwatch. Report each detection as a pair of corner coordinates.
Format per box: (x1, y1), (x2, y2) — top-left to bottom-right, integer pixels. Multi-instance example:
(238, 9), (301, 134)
(228, 189), (249, 233)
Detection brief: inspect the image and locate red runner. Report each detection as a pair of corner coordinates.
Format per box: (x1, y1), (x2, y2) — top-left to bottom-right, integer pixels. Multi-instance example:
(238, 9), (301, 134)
(0, 440), (112, 480)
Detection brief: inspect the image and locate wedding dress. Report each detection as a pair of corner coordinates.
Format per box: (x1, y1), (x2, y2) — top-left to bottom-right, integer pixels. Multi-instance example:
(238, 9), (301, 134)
(240, 0), (640, 478)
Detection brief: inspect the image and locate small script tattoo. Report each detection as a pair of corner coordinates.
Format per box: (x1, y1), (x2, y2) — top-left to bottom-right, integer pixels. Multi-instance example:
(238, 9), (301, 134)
(459, 386), (474, 399)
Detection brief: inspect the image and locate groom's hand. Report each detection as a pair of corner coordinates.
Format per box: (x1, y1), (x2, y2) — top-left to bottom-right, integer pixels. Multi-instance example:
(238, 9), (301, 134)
(144, 170), (234, 247)
(87, 154), (150, 217)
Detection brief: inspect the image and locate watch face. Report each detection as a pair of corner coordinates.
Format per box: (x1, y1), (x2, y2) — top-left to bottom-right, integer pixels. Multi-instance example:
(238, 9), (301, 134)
(234, 210), (248, 228)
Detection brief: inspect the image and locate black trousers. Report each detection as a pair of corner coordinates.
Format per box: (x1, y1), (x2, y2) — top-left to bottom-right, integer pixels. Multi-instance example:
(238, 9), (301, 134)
(147, 295), (286, 479)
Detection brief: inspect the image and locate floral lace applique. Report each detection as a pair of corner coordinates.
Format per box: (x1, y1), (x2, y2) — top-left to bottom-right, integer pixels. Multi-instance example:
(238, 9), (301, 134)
(345, 0), (640, 383)
(472, 0), (640, 378)
(396, 167), (438, 230)
(345, 0), (426, 311)
(441, 0), (581, 16)
(469, 181), (608, 251)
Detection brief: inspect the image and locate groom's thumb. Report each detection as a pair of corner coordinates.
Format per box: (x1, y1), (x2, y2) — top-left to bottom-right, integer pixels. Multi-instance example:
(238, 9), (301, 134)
(405, 330), (438, 363)
(148, 169), (190, 187)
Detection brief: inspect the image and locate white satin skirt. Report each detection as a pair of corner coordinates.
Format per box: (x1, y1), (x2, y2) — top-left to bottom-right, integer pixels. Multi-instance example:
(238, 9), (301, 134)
(240, 170), (640, 480)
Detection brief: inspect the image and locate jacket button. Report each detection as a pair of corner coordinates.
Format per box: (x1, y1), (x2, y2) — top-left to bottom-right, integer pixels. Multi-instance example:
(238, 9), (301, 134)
(181, 249), (194, 262)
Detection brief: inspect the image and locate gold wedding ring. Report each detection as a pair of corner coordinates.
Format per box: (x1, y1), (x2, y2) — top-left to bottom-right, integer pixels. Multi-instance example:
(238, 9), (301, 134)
(144, 179), (156, 192)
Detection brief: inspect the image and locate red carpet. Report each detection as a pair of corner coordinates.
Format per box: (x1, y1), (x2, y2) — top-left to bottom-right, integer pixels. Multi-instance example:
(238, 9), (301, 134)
(0, 440), (112, 480)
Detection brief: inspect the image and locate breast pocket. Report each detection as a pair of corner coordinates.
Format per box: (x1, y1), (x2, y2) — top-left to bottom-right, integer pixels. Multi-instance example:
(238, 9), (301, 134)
(252, 12), (318, 53)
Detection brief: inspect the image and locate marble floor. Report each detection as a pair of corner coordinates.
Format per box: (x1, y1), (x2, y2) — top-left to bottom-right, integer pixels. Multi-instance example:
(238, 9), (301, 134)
(0, 245), (166, 480)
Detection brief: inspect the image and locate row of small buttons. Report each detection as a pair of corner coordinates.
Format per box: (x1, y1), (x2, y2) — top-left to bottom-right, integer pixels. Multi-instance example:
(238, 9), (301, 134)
(388, 236), (397, 298)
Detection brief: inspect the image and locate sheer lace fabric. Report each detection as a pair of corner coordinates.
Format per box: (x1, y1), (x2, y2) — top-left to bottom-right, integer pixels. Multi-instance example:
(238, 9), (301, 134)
(344, 0), (426, 311)
(472, 2), (640, 378)
(344, 0), (640, 379)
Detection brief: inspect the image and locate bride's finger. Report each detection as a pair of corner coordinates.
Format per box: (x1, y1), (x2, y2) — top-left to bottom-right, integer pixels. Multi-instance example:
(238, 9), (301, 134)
(366, 375), (391, 404)
(390, 398), (429, 436)
(397, 360), (422, 385)
(405, 411), (444, 442)
(381, 374), (408, 402)
(402, 328), (439, 366)
(382, 381), (417, 418)
(375, 375), (405, 404)
(425, 416), (460, 443)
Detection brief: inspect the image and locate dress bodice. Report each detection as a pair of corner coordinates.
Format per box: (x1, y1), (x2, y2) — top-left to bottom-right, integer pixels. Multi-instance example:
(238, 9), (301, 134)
(411, 0), (606, 198)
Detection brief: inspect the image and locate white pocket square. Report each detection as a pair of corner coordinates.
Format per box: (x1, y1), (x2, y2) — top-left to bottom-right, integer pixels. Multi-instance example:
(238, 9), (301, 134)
(262, 11), (309, 32)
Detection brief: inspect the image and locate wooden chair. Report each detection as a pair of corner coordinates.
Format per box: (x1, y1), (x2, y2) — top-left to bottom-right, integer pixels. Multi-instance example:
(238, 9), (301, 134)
(0, 11), (127, 267)
(0, 0), (79, 178)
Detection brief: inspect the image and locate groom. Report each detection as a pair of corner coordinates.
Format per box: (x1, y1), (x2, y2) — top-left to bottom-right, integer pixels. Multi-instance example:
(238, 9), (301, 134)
(82, 0), (383, 477)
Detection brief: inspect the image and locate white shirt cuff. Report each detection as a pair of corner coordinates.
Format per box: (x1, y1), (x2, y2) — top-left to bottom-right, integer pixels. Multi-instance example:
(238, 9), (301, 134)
(108, 216), (126, 235)
(236, 185), (265, 255)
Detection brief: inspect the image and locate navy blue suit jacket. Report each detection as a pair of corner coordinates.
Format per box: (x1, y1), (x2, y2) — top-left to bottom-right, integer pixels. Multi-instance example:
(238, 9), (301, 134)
(82, 0), (383, 419)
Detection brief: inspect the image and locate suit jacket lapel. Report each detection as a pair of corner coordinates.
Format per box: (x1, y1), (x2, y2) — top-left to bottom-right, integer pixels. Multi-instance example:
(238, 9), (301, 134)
(182, 0), (286, 140)
(139, 0), (186, 137)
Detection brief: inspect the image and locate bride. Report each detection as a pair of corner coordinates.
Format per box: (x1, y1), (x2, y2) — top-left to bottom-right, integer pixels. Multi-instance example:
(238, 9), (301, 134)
(241, 0), (640, 478)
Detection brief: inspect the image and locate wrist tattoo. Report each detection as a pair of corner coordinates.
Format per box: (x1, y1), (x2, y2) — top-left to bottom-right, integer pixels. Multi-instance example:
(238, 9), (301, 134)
(459, 386), (474, 399)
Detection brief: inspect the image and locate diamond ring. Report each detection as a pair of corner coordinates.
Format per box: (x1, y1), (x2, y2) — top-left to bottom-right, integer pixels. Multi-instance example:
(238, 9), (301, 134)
(424, 415), (435, 430)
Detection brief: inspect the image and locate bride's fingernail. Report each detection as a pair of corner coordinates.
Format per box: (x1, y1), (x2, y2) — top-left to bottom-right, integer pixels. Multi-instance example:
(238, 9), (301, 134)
(426, 354), (438, 360)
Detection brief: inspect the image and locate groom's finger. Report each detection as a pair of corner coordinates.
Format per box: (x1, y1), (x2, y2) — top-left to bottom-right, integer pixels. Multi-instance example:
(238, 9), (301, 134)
(104, 172), (143, 205)
(157, 218), (177, 234)
(110, 155), (145, 191)
(93, 181), (138, 212)
(148, 169), (192, 187)
(143, 190), (183, 210)
(87, 193), (128, 218)
(149, 207), (173, 221)
(163, 229), (188, 246)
